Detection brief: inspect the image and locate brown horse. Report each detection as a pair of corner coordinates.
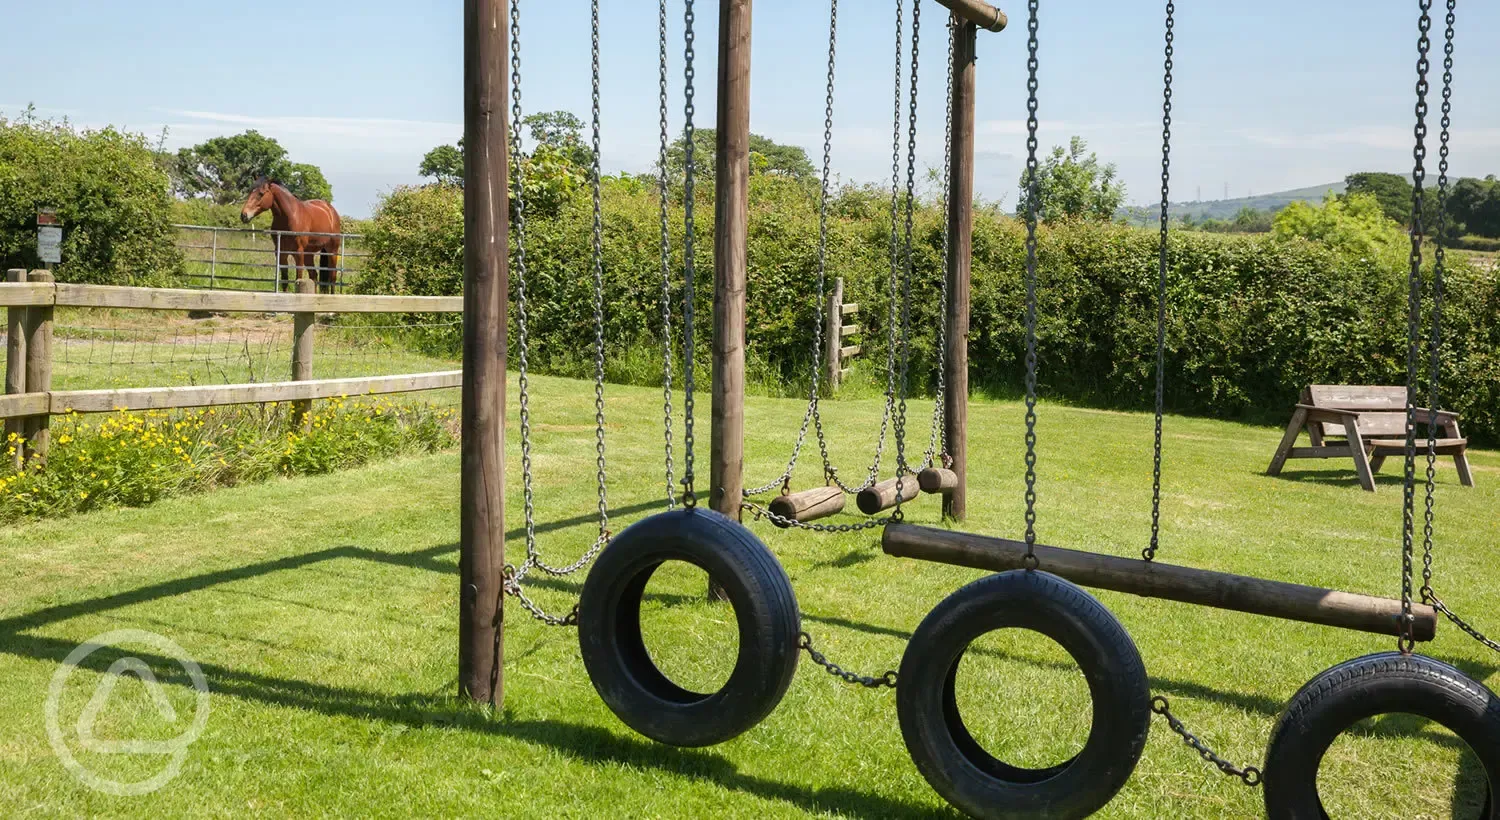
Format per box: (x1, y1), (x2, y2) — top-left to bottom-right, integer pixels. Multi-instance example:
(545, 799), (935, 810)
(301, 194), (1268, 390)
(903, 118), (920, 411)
(239, 177), (342, 293)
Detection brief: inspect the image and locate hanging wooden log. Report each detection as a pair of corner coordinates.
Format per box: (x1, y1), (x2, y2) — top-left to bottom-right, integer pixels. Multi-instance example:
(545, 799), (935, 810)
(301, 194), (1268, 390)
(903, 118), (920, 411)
(856, 476), (919, 515)
(918, 468), (959, 494)
(882, 522), (1437, 641)
(767, 486), (845, 528)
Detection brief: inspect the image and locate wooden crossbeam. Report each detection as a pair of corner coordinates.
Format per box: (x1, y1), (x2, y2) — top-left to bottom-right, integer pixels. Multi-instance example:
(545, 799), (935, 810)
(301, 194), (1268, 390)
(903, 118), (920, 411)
(883, 523), (1437, 640)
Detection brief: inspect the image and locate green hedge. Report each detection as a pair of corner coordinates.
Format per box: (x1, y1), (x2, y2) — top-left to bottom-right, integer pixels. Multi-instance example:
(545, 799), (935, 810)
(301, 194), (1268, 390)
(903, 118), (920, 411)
(0, 115), (180, 284)
(364, 178), (1500, 444)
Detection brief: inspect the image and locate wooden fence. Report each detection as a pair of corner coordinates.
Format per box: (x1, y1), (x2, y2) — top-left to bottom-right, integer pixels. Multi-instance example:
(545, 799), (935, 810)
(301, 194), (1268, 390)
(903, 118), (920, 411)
(2, 270), (463, 465)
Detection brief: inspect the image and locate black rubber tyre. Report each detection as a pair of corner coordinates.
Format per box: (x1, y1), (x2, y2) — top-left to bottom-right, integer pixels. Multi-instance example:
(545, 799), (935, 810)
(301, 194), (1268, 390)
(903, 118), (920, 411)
(1264, 651), (1500, 819)
(576, 507), (800, 747)
(897, 570), (1151, 819)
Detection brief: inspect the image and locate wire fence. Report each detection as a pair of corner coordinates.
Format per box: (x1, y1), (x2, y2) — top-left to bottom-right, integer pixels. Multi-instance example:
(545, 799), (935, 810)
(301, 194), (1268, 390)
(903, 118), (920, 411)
(51, 309), (462, 392)
(174, 224), (370, 292)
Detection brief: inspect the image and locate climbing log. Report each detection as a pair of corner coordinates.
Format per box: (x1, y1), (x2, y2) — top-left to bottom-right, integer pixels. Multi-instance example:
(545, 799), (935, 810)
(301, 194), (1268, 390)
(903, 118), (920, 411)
(882, 523), (1437, 641)
(918, 468), (959, 494)
(767, 486), (845, 527)
(856, 476), (919, 515)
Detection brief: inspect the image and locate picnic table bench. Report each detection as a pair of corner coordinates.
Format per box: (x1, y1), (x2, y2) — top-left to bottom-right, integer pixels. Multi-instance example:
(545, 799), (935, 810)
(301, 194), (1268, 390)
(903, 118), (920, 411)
(1267, 385), (1475, 492)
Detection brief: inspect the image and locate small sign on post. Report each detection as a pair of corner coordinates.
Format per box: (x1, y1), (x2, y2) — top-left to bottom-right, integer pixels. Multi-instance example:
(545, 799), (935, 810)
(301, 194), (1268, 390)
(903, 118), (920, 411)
(37, 209), (61, 266)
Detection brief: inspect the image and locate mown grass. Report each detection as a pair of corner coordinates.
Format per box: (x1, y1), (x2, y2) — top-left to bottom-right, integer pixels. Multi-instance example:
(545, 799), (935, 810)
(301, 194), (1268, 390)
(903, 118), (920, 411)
(0, 373), (1496, 817)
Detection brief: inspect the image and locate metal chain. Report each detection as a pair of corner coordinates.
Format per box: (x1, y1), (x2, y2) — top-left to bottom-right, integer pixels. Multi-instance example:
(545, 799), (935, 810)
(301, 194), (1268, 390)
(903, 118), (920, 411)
(798, 631), (898, 688)
(589, 0), (610, 538)
(742, 0), (842, 500)
(680, 0), (699, 508)
(924, 14), (957, 472)
(1151, 697), (1262, 787)
(891, 0), (922, 522)
(1422, 0), (1454, 607)
(1399, 0), (1434, 655)
(742, 499), (892, 533)
(1144, 1), (1174, 563)
(500, 0), (607, 624)
(1019, 0), (1041, 568)
(657, 0), (677, 510)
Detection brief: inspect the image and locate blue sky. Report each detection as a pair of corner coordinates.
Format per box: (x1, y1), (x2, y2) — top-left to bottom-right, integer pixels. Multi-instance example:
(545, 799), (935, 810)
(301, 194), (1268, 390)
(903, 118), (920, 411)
(4, 0), (1497, 218)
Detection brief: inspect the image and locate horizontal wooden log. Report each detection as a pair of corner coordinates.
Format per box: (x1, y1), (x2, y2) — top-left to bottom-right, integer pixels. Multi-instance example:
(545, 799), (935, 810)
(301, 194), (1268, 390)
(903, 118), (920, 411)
(856, 476), (919, 515)
(1287, 446), (1355, 459)
(0, 283), (58, 307)
(840, 324), (859, 338)
(917, 467), (959, 494)
(882, 523), (1437, 641)
(0, 391), (49, 419)
(767, 486), (845, 528)
(840, 303), (858, 316)
(54, 284), (463, 314)
(932, 0), (1008, 32)
(840, 345), (861, 358)
(50, 371), (462, 415)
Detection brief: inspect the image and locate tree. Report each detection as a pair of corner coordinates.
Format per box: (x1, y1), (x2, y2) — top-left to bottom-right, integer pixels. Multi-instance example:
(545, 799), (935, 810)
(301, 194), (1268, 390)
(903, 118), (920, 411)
(664, 129), (816, 184)
(1272, 192), (1407, 262)
(524, 111), (591, 167)
(1343, 172), (1412, 226)
(1449, 175), (1500, 238)
(419, 142), (464, 186)
(1015, 136), (1125, 222)
(174, 130), (332, 203)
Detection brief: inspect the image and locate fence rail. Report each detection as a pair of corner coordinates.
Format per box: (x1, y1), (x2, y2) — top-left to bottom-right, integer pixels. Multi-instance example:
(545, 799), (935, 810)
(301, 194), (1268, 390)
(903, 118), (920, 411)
(173, 224), (370, 291)
(3, 271), (462, 465)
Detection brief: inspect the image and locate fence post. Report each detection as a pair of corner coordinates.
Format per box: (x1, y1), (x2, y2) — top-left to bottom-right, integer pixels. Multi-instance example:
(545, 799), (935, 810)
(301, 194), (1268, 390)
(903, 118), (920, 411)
(826, 276), (843, 391)
(5, 269), (26, 469)
(23, 270), (53, 464)
(291, 277), (316, 427)
(210, 228), (218, 289)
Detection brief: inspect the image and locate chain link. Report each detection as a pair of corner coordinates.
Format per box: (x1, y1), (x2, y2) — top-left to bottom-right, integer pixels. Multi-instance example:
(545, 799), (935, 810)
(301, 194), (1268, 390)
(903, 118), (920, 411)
(1399, 0), (1435, 655)
(742, 499), (892, 533)
(1144, 2), (1174, 563)
(1151, 697), (1262, 787)
(657, 0), (678, 510)
(798, 631), (898, 689)
(1422, 0), (1454, 608)
(1020, 0), (1042, 564)
(925, 14), (956, 472)
(501, 0), (609, 620)
(890, 0), (922, 522)
(680, 0), (699, 509)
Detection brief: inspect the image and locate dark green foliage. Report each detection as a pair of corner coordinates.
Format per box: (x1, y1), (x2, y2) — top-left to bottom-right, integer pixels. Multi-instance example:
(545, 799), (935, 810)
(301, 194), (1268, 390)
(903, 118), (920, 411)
(1344, 172), (1415, 226)
(1179, 207), (1274, 234)
(0, 113), (181, 284)
(365, 169), (1500, 445)
(419, 143), (464, 186)
(174, 130), (333, 204)
(665, 129), (816, 185)
(1448, 175), (1500, 238)
(1016, 136), (1125, 222)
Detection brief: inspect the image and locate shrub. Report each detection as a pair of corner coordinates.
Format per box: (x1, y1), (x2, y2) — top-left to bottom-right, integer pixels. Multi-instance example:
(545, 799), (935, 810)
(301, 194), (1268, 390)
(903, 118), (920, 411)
(0, 399), (456, 522)
(0, 112), (181, 285)
(364, 177), (1500, 445)
(1451, 235), (1500, 253)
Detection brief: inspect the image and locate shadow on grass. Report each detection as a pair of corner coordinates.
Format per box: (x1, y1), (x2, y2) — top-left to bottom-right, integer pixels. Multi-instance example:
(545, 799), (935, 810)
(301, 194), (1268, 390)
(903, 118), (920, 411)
(1265, 467), (1412, 490)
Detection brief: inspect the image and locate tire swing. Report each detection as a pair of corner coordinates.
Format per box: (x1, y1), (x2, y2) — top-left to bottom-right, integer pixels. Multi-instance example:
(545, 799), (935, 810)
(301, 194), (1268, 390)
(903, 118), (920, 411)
(576, 0), (800, 748)
(892, 5), (1150, 814)
(1262, 4), (1500, 813)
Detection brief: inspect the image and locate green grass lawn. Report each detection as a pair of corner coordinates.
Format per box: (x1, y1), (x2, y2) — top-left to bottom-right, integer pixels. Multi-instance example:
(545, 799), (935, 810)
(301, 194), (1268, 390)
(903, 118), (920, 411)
(1, 373), (1496, 818)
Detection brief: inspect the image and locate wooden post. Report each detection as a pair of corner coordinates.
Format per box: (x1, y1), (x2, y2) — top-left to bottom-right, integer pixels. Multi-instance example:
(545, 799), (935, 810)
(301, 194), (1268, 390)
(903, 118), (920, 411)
(23, 271), (54, 464)
(943, 19), (977, 522)
(883, 523), (1439, 640)
(291, 278), (316, 428)
(459, 0), (509, 706)
(767, 486), (845, 528)
(856, 476), (917, 515)
(709, 0), (753, 601)
(826, 276), (843, 390)
(5, 269), (26, 469)
(209, 229), (218, 289)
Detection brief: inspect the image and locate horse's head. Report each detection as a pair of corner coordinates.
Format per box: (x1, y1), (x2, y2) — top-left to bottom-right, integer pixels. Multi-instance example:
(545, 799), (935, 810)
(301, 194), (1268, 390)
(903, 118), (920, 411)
(240, 177), (278, 223)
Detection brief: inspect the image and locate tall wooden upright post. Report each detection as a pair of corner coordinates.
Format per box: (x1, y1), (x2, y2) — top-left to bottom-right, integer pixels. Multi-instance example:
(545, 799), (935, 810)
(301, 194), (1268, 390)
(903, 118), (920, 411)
(711, 0), (752, 521)
(5, 269), (26, 469)
(23, 271), (53, 464)
(290, 277), (316, 429)
(459, 0), (509, 706)
(943, 19), (977, 521)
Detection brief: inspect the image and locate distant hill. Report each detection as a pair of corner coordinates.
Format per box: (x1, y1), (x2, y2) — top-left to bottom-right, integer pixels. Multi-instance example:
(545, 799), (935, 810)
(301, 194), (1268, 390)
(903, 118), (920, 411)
(1120, 181), (1346, 225)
